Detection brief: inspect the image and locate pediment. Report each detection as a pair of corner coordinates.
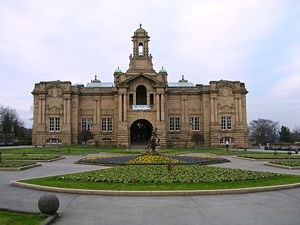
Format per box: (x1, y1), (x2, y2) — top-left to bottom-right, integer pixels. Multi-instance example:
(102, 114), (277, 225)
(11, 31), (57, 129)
(117, 74), (166, 88)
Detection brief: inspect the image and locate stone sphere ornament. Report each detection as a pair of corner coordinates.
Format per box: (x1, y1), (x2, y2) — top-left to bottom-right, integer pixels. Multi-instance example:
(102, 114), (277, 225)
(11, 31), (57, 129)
(38, 194), (60, 214)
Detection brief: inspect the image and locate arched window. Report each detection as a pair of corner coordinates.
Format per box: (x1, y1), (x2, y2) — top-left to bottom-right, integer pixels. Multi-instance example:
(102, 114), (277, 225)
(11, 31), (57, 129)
(138, 43), (143, 56)
(136, 85), (147, 105)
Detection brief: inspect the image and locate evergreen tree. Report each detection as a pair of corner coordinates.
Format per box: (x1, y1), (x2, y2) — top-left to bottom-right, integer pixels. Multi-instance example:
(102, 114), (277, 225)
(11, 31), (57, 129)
(279, 125), (292, 143)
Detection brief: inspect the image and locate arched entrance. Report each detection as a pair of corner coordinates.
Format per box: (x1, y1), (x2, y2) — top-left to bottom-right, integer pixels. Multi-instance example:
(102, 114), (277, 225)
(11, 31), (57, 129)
(130, 119), (153, 145)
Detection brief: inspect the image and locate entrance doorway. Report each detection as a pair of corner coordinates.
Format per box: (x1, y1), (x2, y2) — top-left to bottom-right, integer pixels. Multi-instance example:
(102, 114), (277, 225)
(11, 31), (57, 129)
(130, 119), (152, 145)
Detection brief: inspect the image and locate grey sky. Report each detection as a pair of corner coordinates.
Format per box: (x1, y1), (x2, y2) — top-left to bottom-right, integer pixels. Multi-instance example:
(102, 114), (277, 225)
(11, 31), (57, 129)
(0, 0), (299, 129)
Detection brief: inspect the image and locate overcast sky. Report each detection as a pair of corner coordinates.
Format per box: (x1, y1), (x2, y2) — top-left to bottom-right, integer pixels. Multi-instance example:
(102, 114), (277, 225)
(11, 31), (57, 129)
(0, 0), (299, 129)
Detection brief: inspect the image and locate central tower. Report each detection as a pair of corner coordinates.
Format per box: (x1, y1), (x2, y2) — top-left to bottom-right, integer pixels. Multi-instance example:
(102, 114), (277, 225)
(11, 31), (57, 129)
(127, 24), (155, 73)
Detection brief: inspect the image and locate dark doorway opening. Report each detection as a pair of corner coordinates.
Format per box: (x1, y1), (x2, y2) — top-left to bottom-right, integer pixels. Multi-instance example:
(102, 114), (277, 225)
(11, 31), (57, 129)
(130, 119), (152, 145)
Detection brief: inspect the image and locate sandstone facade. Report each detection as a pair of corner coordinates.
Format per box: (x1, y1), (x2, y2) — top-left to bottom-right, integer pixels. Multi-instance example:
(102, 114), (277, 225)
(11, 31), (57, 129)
(32, 25), (249, 148)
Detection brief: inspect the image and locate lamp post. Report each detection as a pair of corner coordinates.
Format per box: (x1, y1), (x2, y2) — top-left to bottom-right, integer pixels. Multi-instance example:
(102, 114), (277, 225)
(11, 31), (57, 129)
(88, 120), (95, 145)
(187, 119), (194, 148)
(87, 120), (93, 134)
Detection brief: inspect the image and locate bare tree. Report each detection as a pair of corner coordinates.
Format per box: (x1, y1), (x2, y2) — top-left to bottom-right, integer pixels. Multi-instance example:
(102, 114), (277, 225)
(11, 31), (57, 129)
(0, 104), (25, 144)
(248, 118), (280, 145)
(292, 126), (300, 142)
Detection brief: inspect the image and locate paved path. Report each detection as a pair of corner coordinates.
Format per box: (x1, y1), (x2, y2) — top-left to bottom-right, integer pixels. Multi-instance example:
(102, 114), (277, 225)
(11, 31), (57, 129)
(1, 154), (300, 225)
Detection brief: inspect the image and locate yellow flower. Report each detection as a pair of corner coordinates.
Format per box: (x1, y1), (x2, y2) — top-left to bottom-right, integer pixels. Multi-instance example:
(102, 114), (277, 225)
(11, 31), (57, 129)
(126, 155), (182, 164)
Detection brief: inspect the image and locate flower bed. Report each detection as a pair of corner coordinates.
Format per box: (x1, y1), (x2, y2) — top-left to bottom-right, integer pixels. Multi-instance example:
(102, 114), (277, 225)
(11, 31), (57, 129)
(2, 154), (61, 161)
(56, 165), (282, 183)
(77, 154), (229, 165)
(0, 161), (37, 168)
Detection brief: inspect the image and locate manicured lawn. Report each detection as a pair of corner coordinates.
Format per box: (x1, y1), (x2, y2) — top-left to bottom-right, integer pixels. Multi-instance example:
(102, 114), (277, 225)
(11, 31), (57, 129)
(269, 160), (300, 167)
(0, 146), (105, 155)
(21, 165), (300, 191)
(0, 146), (265, 155)
(237, 153), (300, 159)
(0, 210), (46, 225)
(1, 154), (61, 160)
(0, 161), (37, 168)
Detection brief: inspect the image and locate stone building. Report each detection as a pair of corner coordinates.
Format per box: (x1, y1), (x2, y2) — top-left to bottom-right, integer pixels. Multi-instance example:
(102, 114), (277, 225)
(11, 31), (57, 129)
(32, 25), (249, 148)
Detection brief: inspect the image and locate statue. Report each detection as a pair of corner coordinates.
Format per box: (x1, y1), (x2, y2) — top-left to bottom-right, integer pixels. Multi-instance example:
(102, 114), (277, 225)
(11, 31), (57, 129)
(145, 128), (160, 153)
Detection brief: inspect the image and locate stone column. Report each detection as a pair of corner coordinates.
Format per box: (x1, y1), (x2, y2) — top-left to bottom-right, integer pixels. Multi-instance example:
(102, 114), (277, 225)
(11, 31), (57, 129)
(156, 94), (160, 121)
(41, 98), (45, 124)
(67, 99), (71, 124)
(239, 98), (242, 122)
(214, 98), (218, 123)
(161, 94), (165, 121)
(123, 94), (127, 120)
(119, 94), (122, 121)
(147, 93), (150, 106)
(64, 99), (67, 124)
(235, 97), (239, 123)
(210, 97), (215, 123)
(38, 99), (42, 124)
(133, 93), (136, 105)
(93, 99), (97, 124)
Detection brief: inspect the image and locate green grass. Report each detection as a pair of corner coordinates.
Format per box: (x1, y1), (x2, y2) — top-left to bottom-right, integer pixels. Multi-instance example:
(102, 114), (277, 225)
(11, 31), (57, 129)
(21, 165), (300, 191)
(0, 146), (105, 155)
(0, 146), (261, 155)
(0, 161), (37, 168)
(22, 174), (300, 191)
(0, 210), (47, 225)
(1, 154), (61, 160)
(237, 153), (300, 159)
(269, 160), (300, 167)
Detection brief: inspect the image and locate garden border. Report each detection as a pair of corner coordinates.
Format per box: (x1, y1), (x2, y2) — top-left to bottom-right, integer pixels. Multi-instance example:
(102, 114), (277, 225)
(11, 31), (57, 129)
(1, 156), (65, 162)
(9, 180), (300, 196)
(0, 163), (41, 171)
(0, 207), (58, 225)
(264, 162), (300, 170)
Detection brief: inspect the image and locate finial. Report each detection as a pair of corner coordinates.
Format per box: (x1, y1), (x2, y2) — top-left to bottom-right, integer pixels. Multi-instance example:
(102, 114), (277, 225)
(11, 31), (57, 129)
(179, 75), (188, 83)
(91, 75), (101, 83)
(139, 23), (142, 28)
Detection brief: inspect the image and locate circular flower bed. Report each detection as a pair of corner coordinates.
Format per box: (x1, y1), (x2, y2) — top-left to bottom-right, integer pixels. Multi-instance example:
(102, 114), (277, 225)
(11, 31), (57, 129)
(77, 153), (229, 165)
(56, 165), (281, 184)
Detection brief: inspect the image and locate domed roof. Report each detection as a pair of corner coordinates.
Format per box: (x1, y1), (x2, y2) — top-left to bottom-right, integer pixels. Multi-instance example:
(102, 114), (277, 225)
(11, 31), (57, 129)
(114, 67), (122, 73)
(159, 66), (167, 73)
(134, 24), (148, 36)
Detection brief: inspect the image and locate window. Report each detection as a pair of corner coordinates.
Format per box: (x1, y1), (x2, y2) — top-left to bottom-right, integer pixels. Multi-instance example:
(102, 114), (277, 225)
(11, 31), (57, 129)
(129, 94), (133, 105)
(46, 138), (61, 144)
(49, 117), (60, 132)
(81, 118), (93, 130)
(220, 137), (235, 144)
(169, 117), (180, 131)
(190, 117), (200, 131)
(150, 94), (154, 106)
(221, 116), (232, 130)
(136, 85), (147, 105)
(138, 43), (143, 55)
(101, 117), (112, 132)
